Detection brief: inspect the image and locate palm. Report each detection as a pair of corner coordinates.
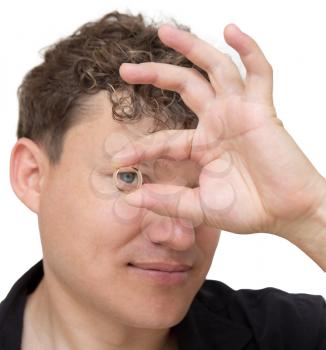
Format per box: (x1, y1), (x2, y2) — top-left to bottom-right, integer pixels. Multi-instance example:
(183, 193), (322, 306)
(193, 95), (320, 234)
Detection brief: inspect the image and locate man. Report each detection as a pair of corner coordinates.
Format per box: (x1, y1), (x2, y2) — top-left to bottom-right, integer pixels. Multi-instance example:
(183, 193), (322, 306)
(1, 10), (325, 350)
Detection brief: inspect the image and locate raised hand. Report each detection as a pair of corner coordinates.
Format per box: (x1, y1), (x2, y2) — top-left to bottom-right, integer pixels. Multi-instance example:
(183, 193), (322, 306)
(112, 24), (326, 237)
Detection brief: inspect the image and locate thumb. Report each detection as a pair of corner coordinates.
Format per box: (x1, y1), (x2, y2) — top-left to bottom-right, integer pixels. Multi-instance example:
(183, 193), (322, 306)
(122, 184), (204, 225)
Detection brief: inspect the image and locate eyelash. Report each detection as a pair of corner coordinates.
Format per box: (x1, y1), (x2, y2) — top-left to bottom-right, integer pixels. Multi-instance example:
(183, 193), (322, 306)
(114, 171), (150, 184)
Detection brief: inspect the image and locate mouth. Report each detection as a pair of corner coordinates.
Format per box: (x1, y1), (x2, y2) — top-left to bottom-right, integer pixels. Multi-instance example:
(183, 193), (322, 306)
(127, 262), (192, 285)
(128, 262), (192, 272)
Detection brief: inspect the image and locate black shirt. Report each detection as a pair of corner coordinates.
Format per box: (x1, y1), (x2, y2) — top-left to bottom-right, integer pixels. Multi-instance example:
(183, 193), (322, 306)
(1, 260), (325, 349)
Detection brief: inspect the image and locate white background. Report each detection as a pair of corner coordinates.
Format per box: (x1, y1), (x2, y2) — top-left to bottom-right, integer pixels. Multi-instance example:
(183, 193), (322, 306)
(0, 0), (325, 301)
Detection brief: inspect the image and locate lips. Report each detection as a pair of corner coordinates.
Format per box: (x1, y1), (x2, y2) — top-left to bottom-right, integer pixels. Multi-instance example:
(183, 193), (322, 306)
(128, 262), (192, 272)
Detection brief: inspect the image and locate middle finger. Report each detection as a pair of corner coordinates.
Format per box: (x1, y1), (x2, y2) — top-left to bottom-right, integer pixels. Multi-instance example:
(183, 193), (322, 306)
(111, 128), (195, 168)
(119, 62), (216, 116)
(158, 24), (245, 95)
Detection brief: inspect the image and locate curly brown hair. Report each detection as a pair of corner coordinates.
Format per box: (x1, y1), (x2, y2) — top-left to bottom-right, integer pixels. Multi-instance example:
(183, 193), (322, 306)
(16, 11), (208, 165)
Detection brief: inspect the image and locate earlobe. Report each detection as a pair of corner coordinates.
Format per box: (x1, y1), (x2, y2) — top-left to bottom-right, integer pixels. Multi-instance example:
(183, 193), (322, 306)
(9, 137), (46, 214)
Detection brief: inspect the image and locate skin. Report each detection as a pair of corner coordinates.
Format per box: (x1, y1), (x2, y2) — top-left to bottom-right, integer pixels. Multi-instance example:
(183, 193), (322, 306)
(11, 90), (219, 350)
(9, 21), (326, 350)
(113, 23), (326, 270)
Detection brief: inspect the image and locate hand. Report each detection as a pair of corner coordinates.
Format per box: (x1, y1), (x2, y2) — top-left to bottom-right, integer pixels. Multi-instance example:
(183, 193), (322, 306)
(112, 23), (325, 237)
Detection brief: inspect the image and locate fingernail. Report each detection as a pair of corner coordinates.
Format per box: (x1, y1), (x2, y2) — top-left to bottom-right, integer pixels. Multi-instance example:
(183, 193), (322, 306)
(230, 23), (242, 32)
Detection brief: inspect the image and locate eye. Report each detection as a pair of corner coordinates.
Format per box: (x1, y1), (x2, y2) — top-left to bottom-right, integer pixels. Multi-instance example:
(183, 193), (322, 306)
(118, 171), (137, 184)
(113, 166), (143, 193)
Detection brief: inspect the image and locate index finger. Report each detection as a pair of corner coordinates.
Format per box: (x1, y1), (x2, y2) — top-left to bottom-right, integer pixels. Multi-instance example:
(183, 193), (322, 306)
(111, 129), (195, 168)
(159, 24), (273, 103)
(158, 24), (244, 95)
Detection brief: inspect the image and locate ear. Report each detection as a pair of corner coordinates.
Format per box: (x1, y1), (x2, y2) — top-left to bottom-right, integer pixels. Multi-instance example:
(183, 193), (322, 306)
(9, 138), (49, 214)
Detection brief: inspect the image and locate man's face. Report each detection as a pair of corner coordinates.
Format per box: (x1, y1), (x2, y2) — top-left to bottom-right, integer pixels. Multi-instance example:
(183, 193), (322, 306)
(38, 91), (220, 329)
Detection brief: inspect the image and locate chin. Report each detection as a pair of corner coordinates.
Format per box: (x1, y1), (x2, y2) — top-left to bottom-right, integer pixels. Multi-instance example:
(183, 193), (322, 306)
(129, 303), (190, 330)
(130, 316), (184, 330)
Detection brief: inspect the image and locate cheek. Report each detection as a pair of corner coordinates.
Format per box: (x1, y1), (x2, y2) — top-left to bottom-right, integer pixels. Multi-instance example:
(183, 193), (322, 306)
(38, 172), (221, 327)
(38, 179), (155, 320)
(196, 227), (221, 269)
(38, 174), (145, 282)
(198, 225), (221, 246)
(84, 196), (147, 266)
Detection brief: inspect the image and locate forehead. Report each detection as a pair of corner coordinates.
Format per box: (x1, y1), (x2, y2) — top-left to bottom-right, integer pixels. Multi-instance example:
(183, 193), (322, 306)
(74, 90), (158, 133)
(65, 91), (157, 156)
(65, 91), (199, 170)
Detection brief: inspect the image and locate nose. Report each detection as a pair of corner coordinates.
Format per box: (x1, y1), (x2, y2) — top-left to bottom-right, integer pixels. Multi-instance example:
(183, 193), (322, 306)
(142, 214), (196, 251)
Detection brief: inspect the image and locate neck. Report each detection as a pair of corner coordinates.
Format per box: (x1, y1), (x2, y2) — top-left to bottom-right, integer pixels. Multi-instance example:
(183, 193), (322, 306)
(22, 270), (178, 350)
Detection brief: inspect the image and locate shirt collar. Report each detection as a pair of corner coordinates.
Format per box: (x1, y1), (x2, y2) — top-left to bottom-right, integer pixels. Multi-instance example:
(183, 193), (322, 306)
(171, 281), (253, 349)
(1, 260), (253, 350)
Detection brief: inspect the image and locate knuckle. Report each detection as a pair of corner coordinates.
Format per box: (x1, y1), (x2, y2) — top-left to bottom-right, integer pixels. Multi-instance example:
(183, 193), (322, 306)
(209, 61), (222, 74)
(176, 79), (187, 95)
(188, 67), (203, 79)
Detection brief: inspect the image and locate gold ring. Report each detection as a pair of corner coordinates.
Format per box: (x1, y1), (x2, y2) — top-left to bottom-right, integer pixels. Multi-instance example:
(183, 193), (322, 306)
(113, 166), (143, 193)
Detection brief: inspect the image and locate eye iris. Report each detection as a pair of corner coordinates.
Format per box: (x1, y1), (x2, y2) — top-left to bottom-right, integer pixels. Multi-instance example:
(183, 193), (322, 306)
(113, 166), (143, 193)
(118, 172), (137, 184)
